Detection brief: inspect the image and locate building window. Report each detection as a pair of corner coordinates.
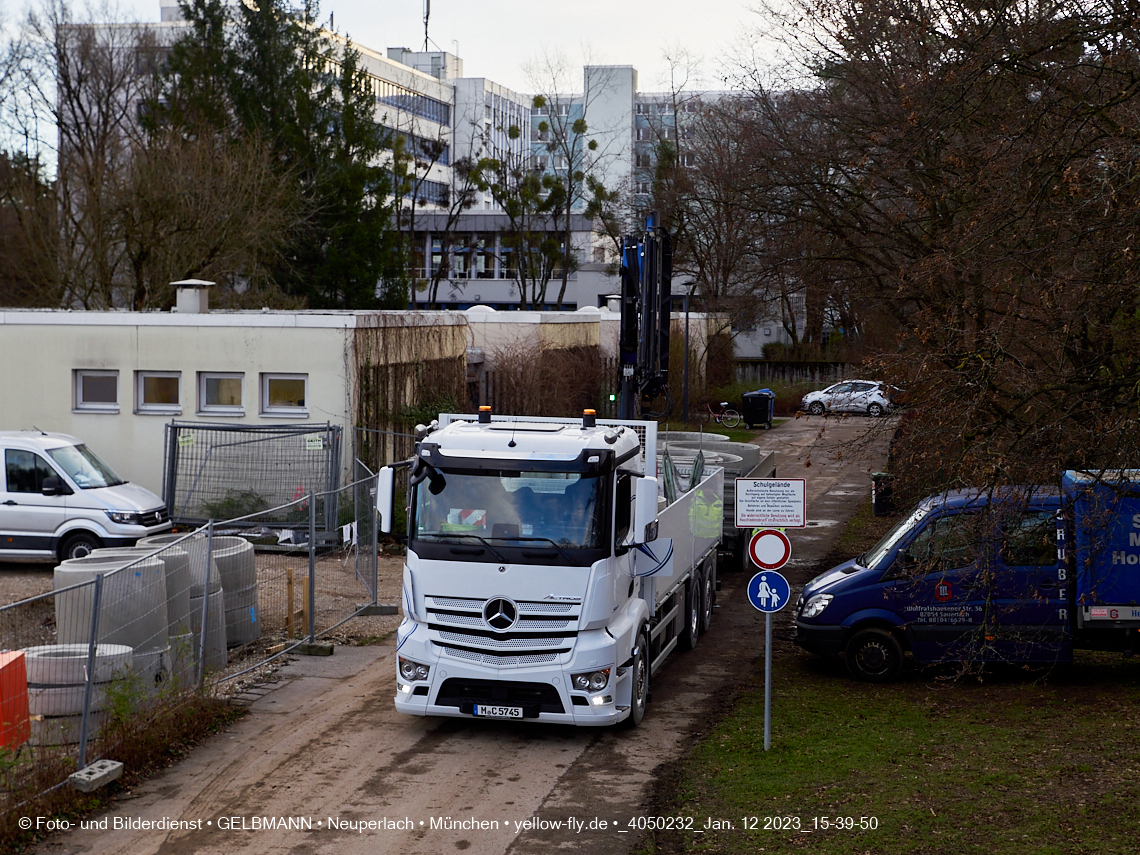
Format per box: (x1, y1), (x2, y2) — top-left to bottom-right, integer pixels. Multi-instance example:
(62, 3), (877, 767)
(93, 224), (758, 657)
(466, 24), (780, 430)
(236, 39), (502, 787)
(136, 371), (181, 415)
(260, 374), (308, 417)
(74, 370), (119, 413)
(199, 372), (244, 415)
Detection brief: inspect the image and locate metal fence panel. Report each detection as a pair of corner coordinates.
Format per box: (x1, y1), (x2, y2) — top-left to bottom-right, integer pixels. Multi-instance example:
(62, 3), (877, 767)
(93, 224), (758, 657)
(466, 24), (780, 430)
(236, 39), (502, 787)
(162, 422), (343, 529)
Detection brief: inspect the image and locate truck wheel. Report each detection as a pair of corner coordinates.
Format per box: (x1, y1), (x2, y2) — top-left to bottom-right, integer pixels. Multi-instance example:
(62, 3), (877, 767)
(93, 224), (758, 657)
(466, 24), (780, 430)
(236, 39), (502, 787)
(680, 579), (701, 650)
(699, 564), (715, 634)
(622, 627), (650, 728)
(59, 531), (102, 562)
(845, 628), (903, 682)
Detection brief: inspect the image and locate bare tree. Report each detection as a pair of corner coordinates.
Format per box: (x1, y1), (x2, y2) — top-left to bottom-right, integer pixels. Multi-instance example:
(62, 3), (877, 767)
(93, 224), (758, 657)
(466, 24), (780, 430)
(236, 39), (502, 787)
(739, 0), (1140, 494)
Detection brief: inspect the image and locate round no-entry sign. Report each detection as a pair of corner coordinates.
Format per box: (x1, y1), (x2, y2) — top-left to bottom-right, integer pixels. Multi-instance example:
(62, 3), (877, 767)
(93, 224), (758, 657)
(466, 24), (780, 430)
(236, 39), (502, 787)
(748, 528), (792, 571)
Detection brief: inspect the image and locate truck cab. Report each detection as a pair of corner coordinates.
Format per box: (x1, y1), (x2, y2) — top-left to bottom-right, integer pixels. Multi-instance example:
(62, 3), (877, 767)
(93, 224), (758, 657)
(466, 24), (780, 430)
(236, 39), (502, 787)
(794, 488), (1068, 681)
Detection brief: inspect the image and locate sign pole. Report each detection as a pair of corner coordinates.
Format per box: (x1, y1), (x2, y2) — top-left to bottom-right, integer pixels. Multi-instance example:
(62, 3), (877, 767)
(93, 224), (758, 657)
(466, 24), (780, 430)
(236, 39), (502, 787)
(746, 539), (790, 753)
(765, 611), (772, 751)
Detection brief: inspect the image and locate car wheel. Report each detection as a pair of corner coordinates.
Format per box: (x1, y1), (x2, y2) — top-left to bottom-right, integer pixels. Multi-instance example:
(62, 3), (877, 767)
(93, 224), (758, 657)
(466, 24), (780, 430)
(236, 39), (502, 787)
(808, 401), (825, 416)
(680, 578), (700, 651)
(845, 628), (903, 682)
(59, 531), (102, 562)
(622, 627), (650, 728)
(868, 403), (884, 417)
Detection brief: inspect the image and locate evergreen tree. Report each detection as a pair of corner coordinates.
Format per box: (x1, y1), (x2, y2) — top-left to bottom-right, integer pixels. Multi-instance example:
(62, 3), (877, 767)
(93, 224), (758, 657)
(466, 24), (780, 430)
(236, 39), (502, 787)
(160, 0), (404, 308)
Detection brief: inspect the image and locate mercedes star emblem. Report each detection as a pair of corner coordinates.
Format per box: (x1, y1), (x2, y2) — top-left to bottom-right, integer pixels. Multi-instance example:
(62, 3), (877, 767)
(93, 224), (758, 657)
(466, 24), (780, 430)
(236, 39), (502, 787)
(483, 597), (518, 631)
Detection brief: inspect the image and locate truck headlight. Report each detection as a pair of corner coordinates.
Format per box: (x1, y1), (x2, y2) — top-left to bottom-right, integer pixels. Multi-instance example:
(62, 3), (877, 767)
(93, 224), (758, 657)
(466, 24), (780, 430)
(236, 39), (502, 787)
(800, 593), (833, 619)
(398, 656), (430, 681)
(571, 668), (610, 692)
(105, 510), (142, 525)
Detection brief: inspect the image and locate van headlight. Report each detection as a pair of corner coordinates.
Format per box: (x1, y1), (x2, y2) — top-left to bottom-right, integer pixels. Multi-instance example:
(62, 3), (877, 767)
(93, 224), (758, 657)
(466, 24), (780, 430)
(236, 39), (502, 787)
(800, 593), (833, 619)
(398, 656), (430, 681)
(105, 510), (142, 525)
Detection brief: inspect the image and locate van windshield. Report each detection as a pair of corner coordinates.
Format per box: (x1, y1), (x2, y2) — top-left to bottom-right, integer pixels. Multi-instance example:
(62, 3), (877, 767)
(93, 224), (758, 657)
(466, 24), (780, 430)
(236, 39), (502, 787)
(859, 505), (929, 570)
(47, 444), (125, 489)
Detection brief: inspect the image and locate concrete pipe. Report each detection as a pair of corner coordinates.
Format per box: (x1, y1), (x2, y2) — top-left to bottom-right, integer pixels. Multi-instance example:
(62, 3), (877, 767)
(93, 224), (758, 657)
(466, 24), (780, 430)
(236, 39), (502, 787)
(189, 587), (228, 672)
(23, 643), (133, 685)
(92, 546), (194, 640)
(210, 536), (257, 592)
(223, 583), (261, 647)
(138, 532), (221, 597)
(55, 555), (168, 654)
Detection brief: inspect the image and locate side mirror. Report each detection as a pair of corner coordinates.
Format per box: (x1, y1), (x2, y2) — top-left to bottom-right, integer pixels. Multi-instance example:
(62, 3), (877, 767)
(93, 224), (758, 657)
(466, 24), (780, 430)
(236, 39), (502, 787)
(633, 476), (659, 544)
(377, 467), (395, 534)
(41, 476), (69, 496)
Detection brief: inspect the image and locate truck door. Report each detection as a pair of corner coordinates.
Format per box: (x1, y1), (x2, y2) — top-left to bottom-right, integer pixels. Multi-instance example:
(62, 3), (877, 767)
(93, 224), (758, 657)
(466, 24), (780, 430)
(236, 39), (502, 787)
(991, 509), (1070, 662)
(889, 511), (987, 664)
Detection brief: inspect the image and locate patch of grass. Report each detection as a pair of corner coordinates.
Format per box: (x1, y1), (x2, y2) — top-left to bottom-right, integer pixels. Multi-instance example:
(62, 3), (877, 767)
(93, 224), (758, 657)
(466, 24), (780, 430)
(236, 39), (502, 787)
(641, 504), (1140, 855)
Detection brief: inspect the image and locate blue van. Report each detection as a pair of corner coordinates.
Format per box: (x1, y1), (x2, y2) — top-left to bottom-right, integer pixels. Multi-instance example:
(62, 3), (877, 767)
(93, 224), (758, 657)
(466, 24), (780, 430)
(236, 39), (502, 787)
(794, 475), (1140, 681)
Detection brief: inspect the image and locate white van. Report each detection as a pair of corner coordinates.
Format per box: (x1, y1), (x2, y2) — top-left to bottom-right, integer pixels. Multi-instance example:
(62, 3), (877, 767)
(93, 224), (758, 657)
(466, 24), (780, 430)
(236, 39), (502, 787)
(0, 431), (171, 562)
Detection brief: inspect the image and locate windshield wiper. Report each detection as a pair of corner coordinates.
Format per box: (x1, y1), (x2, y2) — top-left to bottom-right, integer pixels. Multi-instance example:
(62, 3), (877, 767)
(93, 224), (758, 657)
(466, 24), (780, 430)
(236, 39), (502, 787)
(491, 535), (576, 563)
(419, 532), (506, 562)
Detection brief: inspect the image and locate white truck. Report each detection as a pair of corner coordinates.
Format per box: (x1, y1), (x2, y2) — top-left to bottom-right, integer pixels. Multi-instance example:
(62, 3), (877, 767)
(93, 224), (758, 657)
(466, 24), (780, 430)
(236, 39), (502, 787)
(379, 409), (724, 727)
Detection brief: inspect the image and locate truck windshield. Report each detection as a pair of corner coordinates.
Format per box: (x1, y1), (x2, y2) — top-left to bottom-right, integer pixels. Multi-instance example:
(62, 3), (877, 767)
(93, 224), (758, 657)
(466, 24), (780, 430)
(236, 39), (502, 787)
(859, 505), (929, 570)
(414, 470), (604, 550)
(46, 444), (125, 489)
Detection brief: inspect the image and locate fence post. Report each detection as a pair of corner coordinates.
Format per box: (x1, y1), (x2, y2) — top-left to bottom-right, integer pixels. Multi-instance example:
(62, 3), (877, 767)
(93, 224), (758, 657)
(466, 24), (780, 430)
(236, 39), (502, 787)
(372, 473), (380, 606)
(197, 521), (214, 687)
(77, 574), (104, 771)
(308, 491), (317, 644)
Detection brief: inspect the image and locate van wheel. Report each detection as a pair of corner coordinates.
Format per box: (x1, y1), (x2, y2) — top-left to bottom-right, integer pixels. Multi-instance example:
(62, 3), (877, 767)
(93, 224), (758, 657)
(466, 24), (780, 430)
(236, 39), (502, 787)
(622, 627), (650, 728)
(845, 628), (903, 682)
(59, 532), (102, 562)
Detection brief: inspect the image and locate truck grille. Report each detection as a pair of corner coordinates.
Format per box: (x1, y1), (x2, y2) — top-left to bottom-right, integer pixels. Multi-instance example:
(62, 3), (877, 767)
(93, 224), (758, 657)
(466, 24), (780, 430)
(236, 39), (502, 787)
(425, 594), (580, 664)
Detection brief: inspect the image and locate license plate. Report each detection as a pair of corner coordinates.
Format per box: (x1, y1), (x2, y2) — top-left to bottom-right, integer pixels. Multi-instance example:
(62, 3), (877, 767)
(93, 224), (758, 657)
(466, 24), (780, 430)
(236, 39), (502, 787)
(472, 704), (523, 719)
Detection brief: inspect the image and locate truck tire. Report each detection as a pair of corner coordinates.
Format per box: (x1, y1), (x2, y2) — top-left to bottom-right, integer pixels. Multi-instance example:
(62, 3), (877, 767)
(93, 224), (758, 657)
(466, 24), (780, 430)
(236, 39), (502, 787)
(699, 561), (715, 634)
(680, 578), (701, 650)
(845, 628), (903, 682)
(622, 627), (650, 728)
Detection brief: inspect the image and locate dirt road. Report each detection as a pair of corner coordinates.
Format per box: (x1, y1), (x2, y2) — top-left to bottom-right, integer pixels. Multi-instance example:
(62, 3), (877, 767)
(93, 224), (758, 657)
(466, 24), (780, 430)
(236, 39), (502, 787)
(28, 415), (891, 855)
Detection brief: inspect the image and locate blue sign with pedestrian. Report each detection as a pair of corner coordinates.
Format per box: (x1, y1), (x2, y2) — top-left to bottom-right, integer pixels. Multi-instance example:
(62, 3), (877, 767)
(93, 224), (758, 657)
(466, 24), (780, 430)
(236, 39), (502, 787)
(748, 570), (790, 613)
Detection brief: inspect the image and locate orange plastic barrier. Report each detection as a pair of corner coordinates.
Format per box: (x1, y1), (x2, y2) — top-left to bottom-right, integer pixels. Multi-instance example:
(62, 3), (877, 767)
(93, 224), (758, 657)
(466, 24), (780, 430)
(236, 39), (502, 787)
(0, 651), (30, 749)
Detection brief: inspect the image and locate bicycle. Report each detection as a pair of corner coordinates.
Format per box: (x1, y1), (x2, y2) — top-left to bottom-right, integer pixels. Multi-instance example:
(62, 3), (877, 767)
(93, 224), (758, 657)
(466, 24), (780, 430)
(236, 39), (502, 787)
(702, 401), (741, 429)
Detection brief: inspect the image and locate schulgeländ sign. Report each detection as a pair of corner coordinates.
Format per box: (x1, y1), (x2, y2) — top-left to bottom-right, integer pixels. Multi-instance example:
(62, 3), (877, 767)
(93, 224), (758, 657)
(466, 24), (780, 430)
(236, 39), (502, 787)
(735, 478), (807, 528)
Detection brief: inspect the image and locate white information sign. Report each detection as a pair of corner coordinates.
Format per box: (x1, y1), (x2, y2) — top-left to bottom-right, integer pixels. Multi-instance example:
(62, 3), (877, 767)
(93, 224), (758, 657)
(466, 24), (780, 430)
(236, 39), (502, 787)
(735, 478), (807, 528)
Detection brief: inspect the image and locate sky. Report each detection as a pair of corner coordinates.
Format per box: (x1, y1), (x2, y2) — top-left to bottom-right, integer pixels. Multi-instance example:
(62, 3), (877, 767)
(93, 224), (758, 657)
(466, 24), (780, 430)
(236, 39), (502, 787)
(129, 0), (772, 94)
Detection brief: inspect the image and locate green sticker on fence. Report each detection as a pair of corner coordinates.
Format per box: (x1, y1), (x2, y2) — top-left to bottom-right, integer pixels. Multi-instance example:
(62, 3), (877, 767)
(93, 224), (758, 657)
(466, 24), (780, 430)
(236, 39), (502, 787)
(178, 435), (195, 447)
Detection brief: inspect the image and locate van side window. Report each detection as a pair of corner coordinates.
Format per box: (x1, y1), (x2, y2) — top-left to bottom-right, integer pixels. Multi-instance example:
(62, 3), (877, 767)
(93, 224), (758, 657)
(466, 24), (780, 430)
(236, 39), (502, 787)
(4, 450), (55, 493)
(906, 513), (979, 572)
(1001, 511), (1055, 566)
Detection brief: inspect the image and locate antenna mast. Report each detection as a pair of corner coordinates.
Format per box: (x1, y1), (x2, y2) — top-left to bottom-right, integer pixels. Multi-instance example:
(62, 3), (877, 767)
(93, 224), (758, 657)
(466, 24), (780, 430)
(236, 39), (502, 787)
(423, 0), (430, 51)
